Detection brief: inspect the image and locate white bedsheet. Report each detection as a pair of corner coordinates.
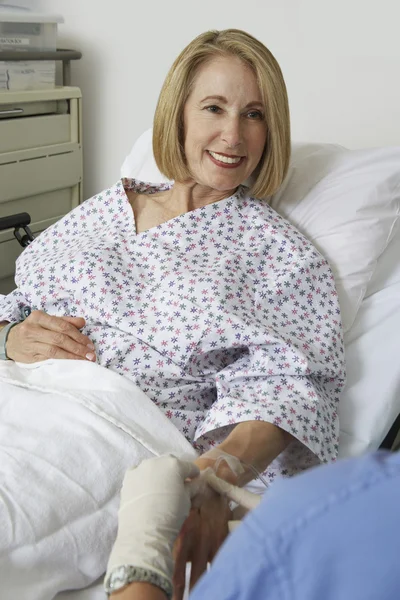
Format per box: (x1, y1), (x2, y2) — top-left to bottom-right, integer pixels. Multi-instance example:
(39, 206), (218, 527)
(56, 579), (106, 600)
(57, 572), (191, 600)
(0, 360), (196, 600)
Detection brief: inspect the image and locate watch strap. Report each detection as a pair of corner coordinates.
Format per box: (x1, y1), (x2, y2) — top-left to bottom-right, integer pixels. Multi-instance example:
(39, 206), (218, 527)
(0, 322), (19, 360)
(104, 565), (173, 599)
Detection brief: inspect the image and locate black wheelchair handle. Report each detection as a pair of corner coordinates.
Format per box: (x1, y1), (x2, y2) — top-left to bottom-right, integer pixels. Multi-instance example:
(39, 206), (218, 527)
(0, 212), (31, 232)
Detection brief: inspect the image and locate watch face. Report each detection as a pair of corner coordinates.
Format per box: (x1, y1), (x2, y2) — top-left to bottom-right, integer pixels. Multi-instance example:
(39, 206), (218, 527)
(105, 566), (128, 592)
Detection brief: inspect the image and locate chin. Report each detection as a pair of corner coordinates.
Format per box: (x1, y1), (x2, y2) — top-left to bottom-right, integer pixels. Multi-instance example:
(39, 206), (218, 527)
(205, 176), (245, 192)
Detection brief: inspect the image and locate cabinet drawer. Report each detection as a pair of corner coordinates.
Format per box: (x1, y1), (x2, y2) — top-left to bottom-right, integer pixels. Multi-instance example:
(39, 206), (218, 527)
(0, 187), (76, 223)
(0, 144), (82, 203)
(0, 99), (63, 119)
(0, 114), (71, 153)
(0, 186), (80, 295)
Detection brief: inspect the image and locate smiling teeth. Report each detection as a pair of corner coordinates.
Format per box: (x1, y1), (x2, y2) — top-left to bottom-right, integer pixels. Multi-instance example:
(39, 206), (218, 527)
(208, 151), (242, 164)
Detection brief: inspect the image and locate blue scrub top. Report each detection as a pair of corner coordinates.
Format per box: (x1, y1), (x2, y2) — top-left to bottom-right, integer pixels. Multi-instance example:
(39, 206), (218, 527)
(190, 451), (400, 600)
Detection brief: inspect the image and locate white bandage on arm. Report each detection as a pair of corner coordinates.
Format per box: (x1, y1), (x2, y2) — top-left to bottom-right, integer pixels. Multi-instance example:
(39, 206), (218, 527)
(188, 450), (264, 534)
(200, 448), (270, 488)
(201, 469), (262, 510)
(188, 466), (261, 520)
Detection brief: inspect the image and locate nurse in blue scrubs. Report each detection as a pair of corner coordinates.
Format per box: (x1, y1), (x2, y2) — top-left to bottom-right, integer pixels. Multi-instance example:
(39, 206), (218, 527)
(104, 451), (400, 600)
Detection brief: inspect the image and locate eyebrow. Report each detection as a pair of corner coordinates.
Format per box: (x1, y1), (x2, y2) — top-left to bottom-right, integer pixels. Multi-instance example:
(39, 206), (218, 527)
(200, 95), (264, 109)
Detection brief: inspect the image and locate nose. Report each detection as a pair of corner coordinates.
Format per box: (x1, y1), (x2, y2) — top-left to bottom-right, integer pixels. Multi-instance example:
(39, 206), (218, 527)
(221, 116), (242, 149)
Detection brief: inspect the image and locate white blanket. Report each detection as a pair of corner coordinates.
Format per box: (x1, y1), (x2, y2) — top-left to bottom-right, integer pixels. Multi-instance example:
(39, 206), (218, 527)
(0, 360), (197, 600)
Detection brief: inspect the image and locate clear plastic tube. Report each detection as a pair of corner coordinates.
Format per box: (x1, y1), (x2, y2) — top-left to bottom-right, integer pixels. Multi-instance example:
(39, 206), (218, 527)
(200, 448), (269, 488)
(240, 461), (269, 488)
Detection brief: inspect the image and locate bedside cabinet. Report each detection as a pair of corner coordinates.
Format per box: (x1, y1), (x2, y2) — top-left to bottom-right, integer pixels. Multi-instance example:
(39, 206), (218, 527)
(0, 86), (83, 294)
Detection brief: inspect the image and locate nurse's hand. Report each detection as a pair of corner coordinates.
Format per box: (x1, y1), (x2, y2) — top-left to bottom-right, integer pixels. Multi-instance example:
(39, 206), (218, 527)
(106, 455), (200, 596)
(5, 310), (96, 363)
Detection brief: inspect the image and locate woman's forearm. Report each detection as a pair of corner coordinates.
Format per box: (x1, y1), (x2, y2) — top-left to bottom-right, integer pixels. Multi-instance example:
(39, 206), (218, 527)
(110, 582), (167, 600)
(198, 420), (293, 486)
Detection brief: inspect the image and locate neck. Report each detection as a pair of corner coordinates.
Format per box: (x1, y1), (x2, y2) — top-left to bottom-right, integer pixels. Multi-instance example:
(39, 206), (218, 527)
(157, 181), (238, 216)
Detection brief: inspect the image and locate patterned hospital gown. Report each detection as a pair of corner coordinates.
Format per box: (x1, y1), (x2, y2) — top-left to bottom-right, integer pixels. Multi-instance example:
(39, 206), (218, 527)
(0, 179), (346, 484)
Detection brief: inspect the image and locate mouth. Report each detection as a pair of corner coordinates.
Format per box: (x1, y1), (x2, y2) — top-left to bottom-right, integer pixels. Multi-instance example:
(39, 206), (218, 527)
(207, 150), (245, 168)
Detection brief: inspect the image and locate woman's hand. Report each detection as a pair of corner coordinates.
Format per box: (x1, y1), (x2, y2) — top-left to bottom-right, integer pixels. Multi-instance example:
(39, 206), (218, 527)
(6, 310), (96, 363)
(172, 459), (232, 600)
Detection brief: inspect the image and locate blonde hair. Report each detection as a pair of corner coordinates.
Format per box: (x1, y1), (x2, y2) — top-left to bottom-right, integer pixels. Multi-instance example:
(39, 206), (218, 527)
(153, 28), (291, 198)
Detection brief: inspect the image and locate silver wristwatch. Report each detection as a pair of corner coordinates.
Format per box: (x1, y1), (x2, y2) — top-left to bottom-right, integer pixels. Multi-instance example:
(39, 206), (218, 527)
(104, 565), (173, 599)
(0, 322), (19, 360)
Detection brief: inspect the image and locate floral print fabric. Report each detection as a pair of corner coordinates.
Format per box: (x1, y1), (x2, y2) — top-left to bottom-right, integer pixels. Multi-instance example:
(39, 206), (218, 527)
(0, 178), (346, 483)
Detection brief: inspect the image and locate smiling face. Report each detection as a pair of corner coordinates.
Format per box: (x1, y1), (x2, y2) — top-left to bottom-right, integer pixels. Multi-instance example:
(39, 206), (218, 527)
(183, 54), (268, 193)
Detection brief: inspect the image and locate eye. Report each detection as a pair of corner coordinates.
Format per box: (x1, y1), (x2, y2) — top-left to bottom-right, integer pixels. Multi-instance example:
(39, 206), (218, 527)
(205, 105), (222, 114)
(246, 110), (264, 120)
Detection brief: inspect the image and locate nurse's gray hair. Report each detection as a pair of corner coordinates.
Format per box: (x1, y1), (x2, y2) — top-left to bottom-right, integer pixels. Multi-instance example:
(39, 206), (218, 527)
(153, 28), (291, 199)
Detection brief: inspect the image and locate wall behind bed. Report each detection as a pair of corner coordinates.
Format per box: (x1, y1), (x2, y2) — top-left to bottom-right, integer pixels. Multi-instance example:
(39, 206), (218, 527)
(21, 0), (400, 197)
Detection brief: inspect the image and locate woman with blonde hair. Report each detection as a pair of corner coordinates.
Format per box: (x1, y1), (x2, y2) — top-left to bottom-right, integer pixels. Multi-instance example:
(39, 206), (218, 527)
(0, 29), (345, 599)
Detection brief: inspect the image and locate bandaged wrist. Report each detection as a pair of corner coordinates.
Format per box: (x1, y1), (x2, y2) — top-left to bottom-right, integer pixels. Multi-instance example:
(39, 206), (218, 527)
(201, 468), (262, 510)
(199, 448), (245, 479)
(200, 448), (269, 488)
(188, 467), (262, 522)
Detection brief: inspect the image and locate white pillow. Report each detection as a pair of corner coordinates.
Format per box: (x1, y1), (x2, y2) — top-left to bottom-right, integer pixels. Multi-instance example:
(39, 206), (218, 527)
(121, 128), (171, 184)
(270, 143), (400, 331)
(338, 216), (400, 457)
(121, 129), (400, 332)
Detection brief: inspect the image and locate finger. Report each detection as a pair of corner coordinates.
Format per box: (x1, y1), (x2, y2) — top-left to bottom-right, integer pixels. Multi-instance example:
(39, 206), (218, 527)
(42, 330), (96, 360)
(172, 535), (188, 600)
(172, 510), (197, 600)
(187, 470), (218, 506)
(24, 326), (95, 361)
(32, 342), (90, 361)
(188, 519), (209, 590)
(186, 477), (204, 501)
(178, 460), (200, 482)
(199, 494), (230, 562)
(59, 316), (86, 328)
(29, 312), (94, 349)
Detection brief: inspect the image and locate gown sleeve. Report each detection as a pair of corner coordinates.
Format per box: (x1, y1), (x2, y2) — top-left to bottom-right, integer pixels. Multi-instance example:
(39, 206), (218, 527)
(0, 180), (128, 321)
(0, 289), (29, 323)
(195, 246), (346, 466)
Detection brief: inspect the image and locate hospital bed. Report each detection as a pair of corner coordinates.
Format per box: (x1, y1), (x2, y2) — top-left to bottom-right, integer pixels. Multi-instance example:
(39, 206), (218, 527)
(0, 135), (399, 600)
